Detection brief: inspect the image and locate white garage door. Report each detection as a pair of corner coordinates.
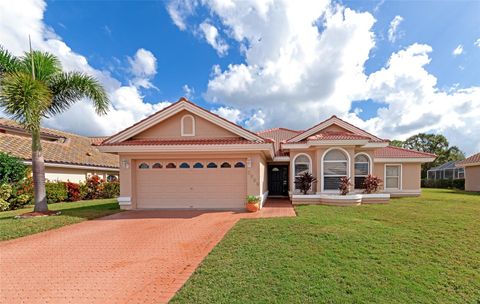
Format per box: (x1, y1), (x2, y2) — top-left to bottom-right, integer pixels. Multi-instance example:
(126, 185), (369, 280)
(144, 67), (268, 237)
(135, 160), (247, 209)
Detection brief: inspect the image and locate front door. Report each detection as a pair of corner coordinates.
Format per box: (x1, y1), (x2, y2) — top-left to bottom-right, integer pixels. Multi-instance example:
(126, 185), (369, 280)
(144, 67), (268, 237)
(268, 165), (289, 196)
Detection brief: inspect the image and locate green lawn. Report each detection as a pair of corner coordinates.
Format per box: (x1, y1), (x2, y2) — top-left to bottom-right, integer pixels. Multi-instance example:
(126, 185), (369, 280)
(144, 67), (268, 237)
(0, 199), (120, 241)
(172, 189), (480, 303)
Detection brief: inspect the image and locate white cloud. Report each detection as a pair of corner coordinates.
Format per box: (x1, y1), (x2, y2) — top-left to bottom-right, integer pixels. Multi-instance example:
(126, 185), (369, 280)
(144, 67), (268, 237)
(475, 38), (480, 48)
(245, 110), (266, 131)
(211, 107), (242, 123)
(199, 21), (229, 56)
(128, 48), (158, 89)
(388, 15), (403, 43)
(0, 0), (167, 136)
(452, 44), (464, 56)
(182, 84), (195, 99)
(166, 0), (197, 31)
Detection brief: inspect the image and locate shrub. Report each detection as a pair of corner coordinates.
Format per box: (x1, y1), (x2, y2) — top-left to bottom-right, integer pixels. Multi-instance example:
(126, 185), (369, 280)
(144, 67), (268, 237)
(422, 178), (465, 190)
(65, 182), (81, 201)
(45, 181), (68, 204)
(452, 179), (465, 190)
(0, 184), (13, 211)
(101, 181), (120, 199)
(0, 152), (27, 184)
(82, 175), (104, 200)
(246, 195), (260, 203)
(339, 176), (352, 195)
(363, 175), (383, 194)
(294, 172), (317, 195)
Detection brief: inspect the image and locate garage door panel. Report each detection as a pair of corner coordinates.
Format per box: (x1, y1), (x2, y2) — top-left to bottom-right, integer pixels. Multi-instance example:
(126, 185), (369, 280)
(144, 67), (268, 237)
(135, 161), (247, 209)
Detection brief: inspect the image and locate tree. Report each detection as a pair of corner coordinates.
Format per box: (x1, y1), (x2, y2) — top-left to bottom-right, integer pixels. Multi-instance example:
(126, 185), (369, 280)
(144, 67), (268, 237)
(0, 46), (109, 212)
(401, 133), (465, 177)
(389, 140), (404, 147)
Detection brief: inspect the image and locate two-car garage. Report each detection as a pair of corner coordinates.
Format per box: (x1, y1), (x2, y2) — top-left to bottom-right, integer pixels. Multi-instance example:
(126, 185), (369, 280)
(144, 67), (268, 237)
(135, 159), (247, 209)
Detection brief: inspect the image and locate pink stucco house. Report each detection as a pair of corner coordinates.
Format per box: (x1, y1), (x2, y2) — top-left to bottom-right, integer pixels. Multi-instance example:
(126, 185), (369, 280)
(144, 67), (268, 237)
(99, 98), (435, 209)
(457, 153), (480, 192)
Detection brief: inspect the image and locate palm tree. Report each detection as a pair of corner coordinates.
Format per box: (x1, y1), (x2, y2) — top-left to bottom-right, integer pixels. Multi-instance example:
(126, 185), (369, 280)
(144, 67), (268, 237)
(0, 46), (109, 213)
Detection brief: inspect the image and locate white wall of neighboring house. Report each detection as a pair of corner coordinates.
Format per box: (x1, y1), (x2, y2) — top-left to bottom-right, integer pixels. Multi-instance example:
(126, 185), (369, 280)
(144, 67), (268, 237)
(24, 162), (119, 183)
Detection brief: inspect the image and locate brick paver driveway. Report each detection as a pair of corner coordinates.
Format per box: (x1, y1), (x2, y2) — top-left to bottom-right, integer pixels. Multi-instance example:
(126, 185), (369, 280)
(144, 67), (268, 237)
(0, 200), (294, 304)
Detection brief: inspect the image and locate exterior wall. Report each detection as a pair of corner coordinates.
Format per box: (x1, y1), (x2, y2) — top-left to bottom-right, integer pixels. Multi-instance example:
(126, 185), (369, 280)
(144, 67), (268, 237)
(465, 165), (480, 191)
(42, 166), (118, 183)
(312, 124), (351, 135)
(374, 162), (422, 197)
(133, 110), (239, 139)
(117, 152), (265, 209)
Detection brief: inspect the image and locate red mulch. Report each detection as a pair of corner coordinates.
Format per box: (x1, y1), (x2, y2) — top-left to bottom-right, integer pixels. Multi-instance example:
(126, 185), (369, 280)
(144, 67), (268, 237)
(15, 211), (61, 219)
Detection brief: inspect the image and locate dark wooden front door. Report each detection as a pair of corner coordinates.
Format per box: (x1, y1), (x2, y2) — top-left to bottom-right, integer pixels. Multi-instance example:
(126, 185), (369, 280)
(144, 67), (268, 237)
(268, 165), (289, 196)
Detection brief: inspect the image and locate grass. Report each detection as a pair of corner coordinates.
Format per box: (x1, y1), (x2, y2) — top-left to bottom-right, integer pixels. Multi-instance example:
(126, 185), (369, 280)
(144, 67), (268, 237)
(172, 189), (480, 303)
(0, 199), (120, 241)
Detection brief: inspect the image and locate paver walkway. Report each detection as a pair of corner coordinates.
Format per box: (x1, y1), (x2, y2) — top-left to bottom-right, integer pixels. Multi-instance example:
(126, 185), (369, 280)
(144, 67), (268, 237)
(0, 199), (294, 304)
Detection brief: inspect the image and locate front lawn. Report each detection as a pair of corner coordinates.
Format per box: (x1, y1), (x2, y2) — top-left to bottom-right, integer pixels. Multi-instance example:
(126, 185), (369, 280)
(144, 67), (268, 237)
(172, 189), (480, 303)
(0, 199), (120, 241)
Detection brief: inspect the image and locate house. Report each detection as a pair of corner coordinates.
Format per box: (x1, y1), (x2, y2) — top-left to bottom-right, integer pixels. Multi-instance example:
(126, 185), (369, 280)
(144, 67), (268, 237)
(456, 153), (480, 192)
(0, 118), (119, 183)
(427, 161), (465, 180)
(99, 98), (435, 210)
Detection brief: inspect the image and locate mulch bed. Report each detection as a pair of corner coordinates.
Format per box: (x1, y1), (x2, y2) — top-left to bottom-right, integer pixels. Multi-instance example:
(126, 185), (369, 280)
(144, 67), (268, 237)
(15, 211), (62, 219)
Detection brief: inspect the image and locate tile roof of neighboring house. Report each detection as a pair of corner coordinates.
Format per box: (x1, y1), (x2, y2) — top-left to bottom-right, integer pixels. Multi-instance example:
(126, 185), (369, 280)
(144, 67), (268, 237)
(0, 118), (119, 168)
(89, 136), (109, 146)
(257, 128), (302, 156)
(101, 138), (270, 146)
(374, 146), (437, 159)
(456, 152), (480, 166)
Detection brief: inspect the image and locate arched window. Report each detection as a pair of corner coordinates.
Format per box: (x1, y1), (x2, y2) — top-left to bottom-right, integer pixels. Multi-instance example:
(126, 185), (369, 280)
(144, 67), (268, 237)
(181, 114), (195, 136)
(179, 162), (190, 168)
(354, 154), (370, 189)
(323, 149), (348, 191)
(207, 162), (218, 168)
(152, 163), (162, 169)
(138, 163), (149, 169)
(234, 162), (245, 168)
(107, 175), (118, 182)
(166, 163), (176, 169)
(294, 154), (311, 190)
(193, 162), (204, 168)
(220, 162), (231, 168)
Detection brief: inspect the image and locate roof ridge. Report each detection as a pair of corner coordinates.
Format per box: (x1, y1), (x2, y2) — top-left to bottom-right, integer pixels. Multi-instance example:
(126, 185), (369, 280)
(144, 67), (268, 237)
(386, 145), (437, 157)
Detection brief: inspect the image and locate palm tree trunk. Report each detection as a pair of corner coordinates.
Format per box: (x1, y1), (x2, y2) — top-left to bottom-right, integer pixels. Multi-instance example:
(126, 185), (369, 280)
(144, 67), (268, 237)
(32, 129), (48, 212)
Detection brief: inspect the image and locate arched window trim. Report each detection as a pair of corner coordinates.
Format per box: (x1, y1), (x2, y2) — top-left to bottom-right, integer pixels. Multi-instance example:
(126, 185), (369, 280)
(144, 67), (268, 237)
(193, 162), (204, 168)
(181, 114), (195, 136)
(179, 162), (190, 168)
(166, 162), (176, 169)
(234, 162), (245, 168)
(152, 162), (162, 169)
(138, 162), (149, 169)
(291, 153), (312, 193)
(220, 162), (232, 168)
(354, 152), (372, 190)
(321, 147), (351, 192)
(207, 162), (218, 168)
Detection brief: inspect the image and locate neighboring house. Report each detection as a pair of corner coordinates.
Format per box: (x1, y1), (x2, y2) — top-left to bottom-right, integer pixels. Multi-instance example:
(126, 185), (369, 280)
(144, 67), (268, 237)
(0, 118), (119, 183)
(427, 161), (464, 180)
(99, 98), (435, 210)
(456, 153), (480, 192)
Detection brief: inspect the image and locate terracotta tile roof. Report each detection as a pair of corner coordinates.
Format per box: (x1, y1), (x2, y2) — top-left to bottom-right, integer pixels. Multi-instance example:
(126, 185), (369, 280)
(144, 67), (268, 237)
(257, 128), (301, 156)
(374, 146), (436, 159)
(0, 118), (119, 168)
(307, 131), (372, 141)
(456, 152), (480, 166)
(102, 138), (269, 146)
(89, 136), (109, 146)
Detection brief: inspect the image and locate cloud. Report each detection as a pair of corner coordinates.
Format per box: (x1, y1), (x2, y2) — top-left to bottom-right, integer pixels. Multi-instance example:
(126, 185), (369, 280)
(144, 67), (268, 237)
(166, 0), (197, 31)
(452, 44), (464, 56)
(0, 0), (167, 136)
(182, 84), (195, 99)
(128, 48), (158, 89)
(475, 38), (480, 48)
(199, 21), (229, 56)
(211, 107), (242, 123)
(388, 15), (404, 43)
(245, 110), (266, 131)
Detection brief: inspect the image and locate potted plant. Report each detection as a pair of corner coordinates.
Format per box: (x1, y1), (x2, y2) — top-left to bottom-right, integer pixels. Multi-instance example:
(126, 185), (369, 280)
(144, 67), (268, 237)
(339, 176), (352, 195)
(294, 172), (317, 194)
(246, 195), (260, 212)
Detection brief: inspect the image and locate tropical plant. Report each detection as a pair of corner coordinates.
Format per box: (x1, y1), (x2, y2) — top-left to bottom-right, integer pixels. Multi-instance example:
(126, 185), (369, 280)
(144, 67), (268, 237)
(246, 195), (260, 204)
(362, 175), (382, 194)
(339, 176), (351, 195)
(0, 46), (109, 212)
(0, 152), (27, 184)
(294, 172), (317, 195)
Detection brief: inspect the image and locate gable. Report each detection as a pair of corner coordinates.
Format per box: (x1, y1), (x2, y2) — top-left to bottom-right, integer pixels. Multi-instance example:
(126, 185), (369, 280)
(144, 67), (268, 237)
(133, 110), (239, 140)
(311, 124), (353, 135)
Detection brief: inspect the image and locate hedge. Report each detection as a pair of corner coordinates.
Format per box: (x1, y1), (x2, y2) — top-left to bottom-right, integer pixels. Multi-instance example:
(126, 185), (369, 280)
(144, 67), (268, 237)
(421, 178), (465, 190)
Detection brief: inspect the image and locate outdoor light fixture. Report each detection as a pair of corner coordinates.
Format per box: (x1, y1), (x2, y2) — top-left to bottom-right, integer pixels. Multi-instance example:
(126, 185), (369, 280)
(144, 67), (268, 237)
(122, 159), (129, 169)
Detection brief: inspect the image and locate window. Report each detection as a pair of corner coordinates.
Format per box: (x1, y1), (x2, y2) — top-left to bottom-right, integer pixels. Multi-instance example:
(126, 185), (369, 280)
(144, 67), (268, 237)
(444, 169), (453, 179)
(234, 162), (245, 168)
(458, 168), (465, 179)
(220, 162), (231, 168)
(181, 114), (195, 136)
(193, 162), (204, 168)
(207, 162), (218, 168)
(166, 163), (176, 169)
(385, 165), (401, 189)
(294, 154), (311, 190)
(354, 154), (370, 189)
(138, 163), (149, 169)
(152, 163), (162, 169)
(323, 149), (348, 191)
(179, 162), (190, 168)
(107, 175), (117, 182)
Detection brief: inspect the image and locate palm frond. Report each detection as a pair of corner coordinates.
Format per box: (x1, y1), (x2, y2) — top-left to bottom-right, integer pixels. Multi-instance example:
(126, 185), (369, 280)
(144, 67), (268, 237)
(21, 50), (62, 82)
(47, 72), (109, 116)
(0, 46), (22, 75)
(0, 72), (52, 132)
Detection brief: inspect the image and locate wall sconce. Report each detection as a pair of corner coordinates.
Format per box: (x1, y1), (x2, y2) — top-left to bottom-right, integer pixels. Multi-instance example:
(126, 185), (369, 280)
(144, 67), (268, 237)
(121, 159), (129, 169)
(246, 158), (252, 168)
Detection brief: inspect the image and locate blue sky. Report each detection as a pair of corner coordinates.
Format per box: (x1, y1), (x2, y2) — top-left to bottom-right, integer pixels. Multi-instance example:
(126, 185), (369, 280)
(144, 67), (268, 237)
(1, 0), (479, 153)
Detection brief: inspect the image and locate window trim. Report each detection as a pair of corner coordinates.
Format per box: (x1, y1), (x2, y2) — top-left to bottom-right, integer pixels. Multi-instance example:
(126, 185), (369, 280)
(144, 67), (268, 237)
(234, 161), (245, 168)
(354, 152), (372, 189)
(181, 114), (195, 137)
(384, 164), (402, 190)
(179, 162), (190, 169)
(152, 162), (162, 169)
(207, 162), (218, 168)
(220, 162), (232, 168)
(138, 162), (150, 169)
(291, 153), (312, 192)
(165, 162), (177, 169)
(193, 162), (204, 169)
(321, 147), (351, 192)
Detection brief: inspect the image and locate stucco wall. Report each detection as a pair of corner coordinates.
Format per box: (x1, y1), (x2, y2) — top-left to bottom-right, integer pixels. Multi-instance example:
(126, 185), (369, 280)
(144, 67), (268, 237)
(374, 162), (421, 196)
(43, 166), (118, 183)
(465, 165), (480, 191)
(133, 110), (239, 139)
